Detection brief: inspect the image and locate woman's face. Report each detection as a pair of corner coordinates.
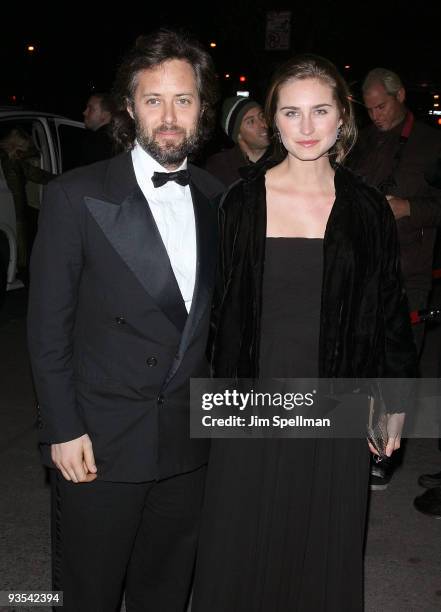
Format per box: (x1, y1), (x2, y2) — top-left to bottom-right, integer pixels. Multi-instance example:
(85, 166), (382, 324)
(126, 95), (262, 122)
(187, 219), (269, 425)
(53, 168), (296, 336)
(275, 77), (342, 162)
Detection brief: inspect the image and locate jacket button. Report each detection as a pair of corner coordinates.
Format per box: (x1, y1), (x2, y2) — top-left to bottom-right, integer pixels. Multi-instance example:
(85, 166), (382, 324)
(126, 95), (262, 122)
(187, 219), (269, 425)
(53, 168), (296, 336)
(36, 404), (43, 429)
(115, 316), (126, 325)
(157, 394), (164, 405)
(146, 357), (157, 367)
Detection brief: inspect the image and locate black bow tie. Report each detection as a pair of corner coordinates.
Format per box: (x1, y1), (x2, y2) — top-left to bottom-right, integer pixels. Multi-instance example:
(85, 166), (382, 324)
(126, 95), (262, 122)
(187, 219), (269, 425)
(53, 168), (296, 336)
(151, 170), (190, 188)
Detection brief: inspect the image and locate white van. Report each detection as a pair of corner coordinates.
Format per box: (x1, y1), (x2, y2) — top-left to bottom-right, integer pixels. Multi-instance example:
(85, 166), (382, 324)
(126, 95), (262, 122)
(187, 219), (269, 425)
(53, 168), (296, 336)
(0, 109), (86, 303)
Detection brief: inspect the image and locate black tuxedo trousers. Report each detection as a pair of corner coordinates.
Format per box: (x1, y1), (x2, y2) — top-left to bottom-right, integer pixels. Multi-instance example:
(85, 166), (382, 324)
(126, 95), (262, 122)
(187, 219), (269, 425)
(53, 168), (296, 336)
(51, 466), (206, 611)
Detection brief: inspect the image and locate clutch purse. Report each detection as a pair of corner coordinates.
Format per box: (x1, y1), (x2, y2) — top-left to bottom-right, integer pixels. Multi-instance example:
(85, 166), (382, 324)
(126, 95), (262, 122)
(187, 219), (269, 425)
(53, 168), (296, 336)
(366, 396), (388, 462)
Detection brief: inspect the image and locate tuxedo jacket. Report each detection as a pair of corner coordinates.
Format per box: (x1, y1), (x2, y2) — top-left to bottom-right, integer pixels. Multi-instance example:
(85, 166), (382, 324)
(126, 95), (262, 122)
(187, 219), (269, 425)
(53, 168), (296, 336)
(27, 152), (224, 482)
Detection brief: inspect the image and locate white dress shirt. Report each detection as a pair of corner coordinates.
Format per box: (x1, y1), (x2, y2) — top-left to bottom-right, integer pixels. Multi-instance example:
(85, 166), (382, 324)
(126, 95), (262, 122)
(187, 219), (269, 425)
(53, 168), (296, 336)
(131, 142), (196, 313)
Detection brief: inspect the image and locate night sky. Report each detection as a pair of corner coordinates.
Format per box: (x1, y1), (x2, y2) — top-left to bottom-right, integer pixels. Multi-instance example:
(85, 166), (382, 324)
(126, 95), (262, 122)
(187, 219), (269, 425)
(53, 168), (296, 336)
(2, 2), (440, 122)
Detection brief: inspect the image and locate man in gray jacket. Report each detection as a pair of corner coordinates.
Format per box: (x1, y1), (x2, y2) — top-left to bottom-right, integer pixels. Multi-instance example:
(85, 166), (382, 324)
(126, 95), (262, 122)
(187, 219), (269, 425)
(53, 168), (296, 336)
(350, 67), (441, 492)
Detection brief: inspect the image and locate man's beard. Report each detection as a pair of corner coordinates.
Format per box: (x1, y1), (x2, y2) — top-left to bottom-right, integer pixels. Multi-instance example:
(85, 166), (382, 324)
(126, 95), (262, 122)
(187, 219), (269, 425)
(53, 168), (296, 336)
(134, 115), (202, 168)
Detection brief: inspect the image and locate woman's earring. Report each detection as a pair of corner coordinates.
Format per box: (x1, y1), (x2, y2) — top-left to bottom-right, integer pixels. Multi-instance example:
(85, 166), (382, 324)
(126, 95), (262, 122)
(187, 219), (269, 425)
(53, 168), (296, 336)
(336, 126), (342, 141)
(275, 129), (282, 143)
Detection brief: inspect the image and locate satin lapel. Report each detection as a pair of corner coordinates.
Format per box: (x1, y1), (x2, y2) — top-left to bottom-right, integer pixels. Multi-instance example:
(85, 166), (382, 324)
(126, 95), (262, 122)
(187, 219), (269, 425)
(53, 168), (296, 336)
(162, 181), (217, 387)
(85, 185), (187, 333)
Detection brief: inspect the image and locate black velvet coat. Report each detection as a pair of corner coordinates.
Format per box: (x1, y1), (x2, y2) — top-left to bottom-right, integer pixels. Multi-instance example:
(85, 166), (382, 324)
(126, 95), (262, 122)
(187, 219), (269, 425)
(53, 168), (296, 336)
(210, 161), (417, 382)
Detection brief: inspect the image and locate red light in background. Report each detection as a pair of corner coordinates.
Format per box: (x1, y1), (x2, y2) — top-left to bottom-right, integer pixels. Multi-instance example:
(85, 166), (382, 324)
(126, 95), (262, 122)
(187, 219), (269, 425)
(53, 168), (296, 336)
(239, 75), (246, 83)
(438, 118), (441, 126)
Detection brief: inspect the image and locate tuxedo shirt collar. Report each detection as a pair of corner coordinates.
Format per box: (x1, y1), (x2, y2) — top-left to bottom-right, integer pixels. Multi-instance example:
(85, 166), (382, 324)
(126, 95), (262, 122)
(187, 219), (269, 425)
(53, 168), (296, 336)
(131, 141), (187, 195)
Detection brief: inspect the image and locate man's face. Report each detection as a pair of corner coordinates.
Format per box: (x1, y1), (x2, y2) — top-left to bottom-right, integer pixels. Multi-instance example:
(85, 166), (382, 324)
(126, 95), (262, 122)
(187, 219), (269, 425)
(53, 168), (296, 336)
(127, 59), (202, 169)
(363, 82), (406, 132)
(83, 96), (109, 131)
(238, 106), (269, 151)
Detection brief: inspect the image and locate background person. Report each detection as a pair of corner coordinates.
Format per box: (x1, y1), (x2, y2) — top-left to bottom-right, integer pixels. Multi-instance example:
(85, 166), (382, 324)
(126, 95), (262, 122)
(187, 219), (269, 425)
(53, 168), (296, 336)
(349, 67), (441, 491)
(81, 92), (116, 164)
(205, 96), (270, 186)
(0, 127), (54, 270)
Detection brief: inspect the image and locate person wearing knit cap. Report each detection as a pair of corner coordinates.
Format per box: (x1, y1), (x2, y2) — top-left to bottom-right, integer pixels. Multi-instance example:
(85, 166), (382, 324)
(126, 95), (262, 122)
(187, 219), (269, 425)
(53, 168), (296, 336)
(205, 96), (270, 187)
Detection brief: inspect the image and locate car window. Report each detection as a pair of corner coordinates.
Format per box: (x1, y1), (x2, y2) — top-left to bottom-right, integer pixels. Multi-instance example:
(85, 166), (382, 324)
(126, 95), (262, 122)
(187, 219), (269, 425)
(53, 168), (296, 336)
(0, 119), (54, 211)
(57, 124), (89, 172)
(31, 121), (52, 171)
(0, 160), (16, 232)
(0, 119), (50, 166)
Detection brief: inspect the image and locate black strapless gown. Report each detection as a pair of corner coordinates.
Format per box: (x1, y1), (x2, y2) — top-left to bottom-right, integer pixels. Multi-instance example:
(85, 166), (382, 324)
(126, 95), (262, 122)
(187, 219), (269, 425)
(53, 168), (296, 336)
(192, 239), (370, 612)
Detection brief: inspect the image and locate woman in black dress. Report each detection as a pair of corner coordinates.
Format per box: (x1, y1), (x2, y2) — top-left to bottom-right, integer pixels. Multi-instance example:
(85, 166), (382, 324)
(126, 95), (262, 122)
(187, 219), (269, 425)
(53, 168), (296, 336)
(192, 55), (417, 611)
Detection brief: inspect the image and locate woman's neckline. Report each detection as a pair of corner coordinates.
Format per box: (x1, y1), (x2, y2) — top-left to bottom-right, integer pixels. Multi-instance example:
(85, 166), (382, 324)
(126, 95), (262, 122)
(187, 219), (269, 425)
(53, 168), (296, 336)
(266, 236), (324, 240)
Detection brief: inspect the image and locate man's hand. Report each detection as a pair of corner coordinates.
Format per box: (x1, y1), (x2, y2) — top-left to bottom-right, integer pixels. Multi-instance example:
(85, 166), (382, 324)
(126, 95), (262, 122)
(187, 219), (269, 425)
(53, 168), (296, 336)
(386, 195), (410, 219)
(51, 433), (97, 483)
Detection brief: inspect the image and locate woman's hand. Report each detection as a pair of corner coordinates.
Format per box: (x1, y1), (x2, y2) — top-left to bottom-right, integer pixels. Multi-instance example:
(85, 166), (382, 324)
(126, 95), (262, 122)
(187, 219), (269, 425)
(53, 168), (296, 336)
(367, 412), (405, 458)
(384, 412), (405, 457)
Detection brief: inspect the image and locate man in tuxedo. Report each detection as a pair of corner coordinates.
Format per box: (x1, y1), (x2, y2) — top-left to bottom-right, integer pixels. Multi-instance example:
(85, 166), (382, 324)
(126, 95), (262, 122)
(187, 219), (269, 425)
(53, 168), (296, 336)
(28, 29), (223, 612)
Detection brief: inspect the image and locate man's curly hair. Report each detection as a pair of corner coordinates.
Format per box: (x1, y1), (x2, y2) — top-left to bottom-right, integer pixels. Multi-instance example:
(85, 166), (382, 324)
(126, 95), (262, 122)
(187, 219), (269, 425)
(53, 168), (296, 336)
(111, 29), (219, 153)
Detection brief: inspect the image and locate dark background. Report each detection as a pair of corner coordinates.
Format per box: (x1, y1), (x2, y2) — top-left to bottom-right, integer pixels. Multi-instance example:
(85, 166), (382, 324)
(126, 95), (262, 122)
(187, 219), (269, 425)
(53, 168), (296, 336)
(1, 2), (440, 126)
